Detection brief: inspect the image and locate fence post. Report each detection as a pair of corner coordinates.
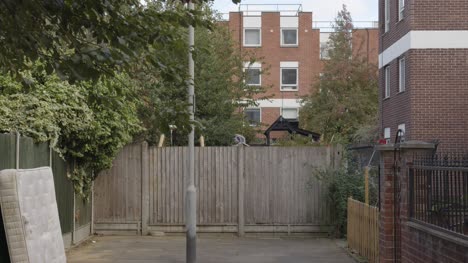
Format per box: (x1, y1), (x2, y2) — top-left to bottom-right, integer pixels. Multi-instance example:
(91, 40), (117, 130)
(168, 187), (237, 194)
(365, 166), (369, 205)
(237, 146), (245, 237)
(15, 131), (20, 169)
(141, 141), (150, 235)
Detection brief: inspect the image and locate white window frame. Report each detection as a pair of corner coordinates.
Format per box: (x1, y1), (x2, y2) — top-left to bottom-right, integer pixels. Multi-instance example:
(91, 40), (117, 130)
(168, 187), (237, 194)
(280, 67), (299, 91)
(281, 28), (298, 47)
(244, 108), (261, 126)
(281, 108), (299, 119)
(399, 57), (405, 92)
(385, 0), (390, 32)
(243, 28), (261, 47)
(384, 66), (390, 98)
(244, 67), (261, 86)
(399, 0), (405, 21)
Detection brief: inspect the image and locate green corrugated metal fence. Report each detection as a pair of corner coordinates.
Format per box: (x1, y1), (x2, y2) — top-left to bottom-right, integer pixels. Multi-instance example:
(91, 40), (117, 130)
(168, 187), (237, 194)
(0, 133), (92, 263)
(52, 151), (74, 234)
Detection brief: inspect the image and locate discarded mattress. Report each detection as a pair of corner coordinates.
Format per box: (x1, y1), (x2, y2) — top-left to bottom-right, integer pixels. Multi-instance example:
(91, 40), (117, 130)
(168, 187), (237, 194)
(0, 167), (66, 263)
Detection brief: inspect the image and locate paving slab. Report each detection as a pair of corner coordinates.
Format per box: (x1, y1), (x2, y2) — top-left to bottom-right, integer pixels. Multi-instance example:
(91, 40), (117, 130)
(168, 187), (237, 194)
(67, 235), (354, 263)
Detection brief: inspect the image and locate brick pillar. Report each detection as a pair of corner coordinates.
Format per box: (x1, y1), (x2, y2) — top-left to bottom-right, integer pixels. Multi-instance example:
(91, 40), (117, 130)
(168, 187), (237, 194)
(377, 141), (435, 263)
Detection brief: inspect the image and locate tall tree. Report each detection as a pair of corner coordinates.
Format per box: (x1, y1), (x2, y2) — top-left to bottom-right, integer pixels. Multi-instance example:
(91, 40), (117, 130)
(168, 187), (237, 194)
(300, 5), (378, 144)
(136, 4), (262, 146)
(0, 0), (240, 80)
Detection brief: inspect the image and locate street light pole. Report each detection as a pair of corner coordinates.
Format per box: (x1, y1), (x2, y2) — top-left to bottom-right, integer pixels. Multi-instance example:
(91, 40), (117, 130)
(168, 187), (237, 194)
(186, 1), (197, 263)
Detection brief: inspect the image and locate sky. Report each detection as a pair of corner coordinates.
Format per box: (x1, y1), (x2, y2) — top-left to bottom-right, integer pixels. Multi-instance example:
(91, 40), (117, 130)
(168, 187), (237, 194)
(212, 0), (378, 22)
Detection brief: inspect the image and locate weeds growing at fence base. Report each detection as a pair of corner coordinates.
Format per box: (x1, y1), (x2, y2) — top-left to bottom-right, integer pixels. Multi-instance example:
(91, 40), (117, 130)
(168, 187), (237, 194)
(309, 150), (378, 237)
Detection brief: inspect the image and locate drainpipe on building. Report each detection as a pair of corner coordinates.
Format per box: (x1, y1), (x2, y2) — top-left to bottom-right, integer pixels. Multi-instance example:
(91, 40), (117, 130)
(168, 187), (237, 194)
(392, 129), (403, 263)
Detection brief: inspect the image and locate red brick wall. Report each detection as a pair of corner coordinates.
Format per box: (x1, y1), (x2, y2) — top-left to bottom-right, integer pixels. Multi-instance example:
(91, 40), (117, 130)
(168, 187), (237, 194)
(379, 1), (468, 262)
(379, 149), (468, 263)
(409, 49), (468, 151)
(380, 0), (468, 51)
(352, 28), (379, 65)
(412, 0), (468, 30)
(401, 225), (468, 263)
(379, 0), (412, 51)
(231, 12), (319, 100)
(229, 12), (378, 130)
(261, 107), (280, 126)
(381, 49), (468, 151)
(379, 50), (412, 141)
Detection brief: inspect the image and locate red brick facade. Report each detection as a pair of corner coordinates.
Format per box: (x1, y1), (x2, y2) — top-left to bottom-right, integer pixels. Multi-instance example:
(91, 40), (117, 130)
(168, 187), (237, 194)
(379, 0), (468, 151)
(379, 147), (468, 263)
(227, 11), (378, 140)
(379, 0), (468, 262)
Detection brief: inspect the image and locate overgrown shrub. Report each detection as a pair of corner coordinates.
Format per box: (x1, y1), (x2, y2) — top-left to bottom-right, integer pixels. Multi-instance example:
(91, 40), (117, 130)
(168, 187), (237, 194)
(310, 151), (378, 237)
(0, 66), (141, 199)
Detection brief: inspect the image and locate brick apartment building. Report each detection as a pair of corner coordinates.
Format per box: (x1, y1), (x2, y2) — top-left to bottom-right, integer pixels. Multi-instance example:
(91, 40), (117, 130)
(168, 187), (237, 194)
(379, 0), (468, 151)
(223, 4), (378, 141)
(378, 1), (468, 263)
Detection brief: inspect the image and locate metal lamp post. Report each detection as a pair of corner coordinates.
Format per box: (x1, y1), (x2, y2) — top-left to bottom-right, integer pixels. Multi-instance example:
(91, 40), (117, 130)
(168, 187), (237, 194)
(186, 1), (197, 262)
(169, 124), (177, 146)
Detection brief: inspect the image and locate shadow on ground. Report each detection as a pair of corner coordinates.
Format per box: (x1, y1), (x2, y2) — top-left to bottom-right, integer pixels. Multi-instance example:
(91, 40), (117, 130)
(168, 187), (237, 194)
(67, 235), (353, 263)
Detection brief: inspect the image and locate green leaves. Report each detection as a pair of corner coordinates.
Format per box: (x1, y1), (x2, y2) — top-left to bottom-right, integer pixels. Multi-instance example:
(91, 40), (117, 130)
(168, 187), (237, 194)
(136, 3), (260, 146)
(0, 0), (213, 81)
(0, 64), (141, 199)
(300, 5), (378, 144)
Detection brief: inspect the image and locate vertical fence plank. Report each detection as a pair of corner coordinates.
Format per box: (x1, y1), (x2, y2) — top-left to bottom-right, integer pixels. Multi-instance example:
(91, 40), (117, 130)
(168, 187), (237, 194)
(238, 146), (245, 236)
(141, 142), (149, 235)
(94, 145), (340, 234)
(347, 198), (379, 263)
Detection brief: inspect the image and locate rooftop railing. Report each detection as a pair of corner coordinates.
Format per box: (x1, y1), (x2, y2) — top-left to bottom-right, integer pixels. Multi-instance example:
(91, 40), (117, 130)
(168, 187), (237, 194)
(238, 4), (303, 17)
(314, 21), (379, 32)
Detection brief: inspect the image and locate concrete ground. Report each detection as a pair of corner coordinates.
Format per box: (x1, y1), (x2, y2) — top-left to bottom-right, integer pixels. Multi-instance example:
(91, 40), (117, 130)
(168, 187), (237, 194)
(67, 235), (354, 263)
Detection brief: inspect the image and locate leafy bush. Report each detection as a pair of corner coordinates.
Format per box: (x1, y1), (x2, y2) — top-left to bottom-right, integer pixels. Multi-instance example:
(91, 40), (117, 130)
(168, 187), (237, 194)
(275, 134), (319, 146)
(0, 66), (141, 199)
(309, 150), (379, 237)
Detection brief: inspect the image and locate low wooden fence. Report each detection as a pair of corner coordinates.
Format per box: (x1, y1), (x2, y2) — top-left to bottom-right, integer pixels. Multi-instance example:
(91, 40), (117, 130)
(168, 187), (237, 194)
(94, 143), (342, 235)
(347, 198), (379, 263)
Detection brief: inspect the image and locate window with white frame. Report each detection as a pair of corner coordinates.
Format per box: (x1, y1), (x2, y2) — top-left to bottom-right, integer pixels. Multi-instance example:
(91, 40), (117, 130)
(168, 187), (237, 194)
(281, 28), (298, 46)
(399, 57), (405, 92)
(399, 0), (405, 21)
(385, 0), (390, 32)
(385, 66), (390, 98)
(244, 108), (261, 126)
(281, 62), (299, 91)
(244, 28), (261, 47)
(245, 67), (261, 86)
(282, 108), (298, 120)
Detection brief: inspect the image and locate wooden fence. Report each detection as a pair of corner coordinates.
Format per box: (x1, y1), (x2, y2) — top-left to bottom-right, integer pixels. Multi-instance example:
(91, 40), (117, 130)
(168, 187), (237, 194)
(94, 143), (341, 235)
(347, 198), (379, 263)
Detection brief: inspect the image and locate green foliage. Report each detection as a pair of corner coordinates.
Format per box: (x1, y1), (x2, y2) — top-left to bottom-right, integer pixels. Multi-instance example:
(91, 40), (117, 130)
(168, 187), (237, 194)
(300, 5), (378, 144)
(275, 134), (319, 146)
(0, 0), (239, 80)
(0, 71), (93, 146)
(136, 4), (262, 146)
(310, 150), (378, 238)
(0, 65), (141, 198)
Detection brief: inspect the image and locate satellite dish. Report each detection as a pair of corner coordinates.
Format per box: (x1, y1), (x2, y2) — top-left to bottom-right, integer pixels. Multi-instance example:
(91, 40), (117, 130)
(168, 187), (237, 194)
(234, 134), (249, 146)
